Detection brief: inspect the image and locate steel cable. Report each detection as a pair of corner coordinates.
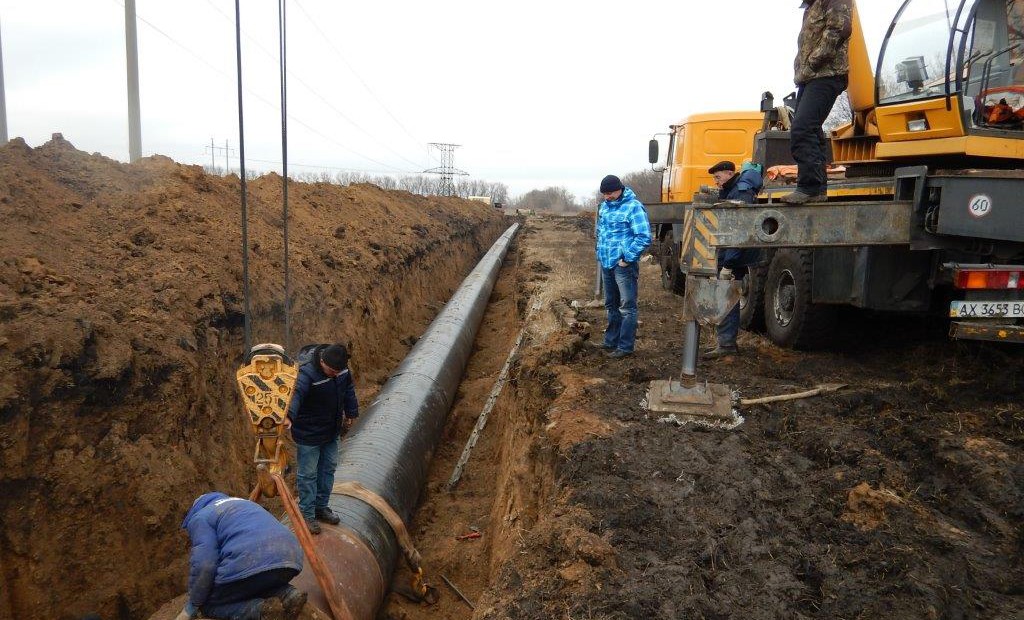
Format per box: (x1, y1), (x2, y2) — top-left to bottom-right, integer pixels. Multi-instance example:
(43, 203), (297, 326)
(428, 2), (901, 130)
(234, 0), (252, 353)
(279, 0), (291, 353)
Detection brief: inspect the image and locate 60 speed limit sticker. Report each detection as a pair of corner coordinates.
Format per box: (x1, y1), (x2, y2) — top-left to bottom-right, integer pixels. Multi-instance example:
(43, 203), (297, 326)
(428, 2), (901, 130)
(968, 194), (993, 218)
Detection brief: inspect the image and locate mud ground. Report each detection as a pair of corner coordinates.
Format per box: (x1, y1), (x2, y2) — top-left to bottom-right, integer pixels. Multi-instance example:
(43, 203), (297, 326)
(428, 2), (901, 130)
(6, 147), (1022, 620)
(384, 215), (1023, 620)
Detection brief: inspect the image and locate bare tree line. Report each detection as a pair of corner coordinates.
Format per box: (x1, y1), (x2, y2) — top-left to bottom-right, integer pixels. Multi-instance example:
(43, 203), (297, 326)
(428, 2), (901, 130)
(201, 165), (510, 204)
(510, 168), (663, 214)
(823, 91), (853, 133)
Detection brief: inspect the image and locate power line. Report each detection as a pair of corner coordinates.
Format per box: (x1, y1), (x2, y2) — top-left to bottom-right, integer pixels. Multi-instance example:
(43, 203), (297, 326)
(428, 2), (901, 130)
(292, 0), (435, 162)
(201, 0), (427, 170)
(112, 0), (416, 173)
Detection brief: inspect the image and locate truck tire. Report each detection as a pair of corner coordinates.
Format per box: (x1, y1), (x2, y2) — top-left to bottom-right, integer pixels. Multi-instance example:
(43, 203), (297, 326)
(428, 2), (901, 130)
(660, 240), (685, 295)
(764, 249), (837, 349)
(739, 265), (766, 332)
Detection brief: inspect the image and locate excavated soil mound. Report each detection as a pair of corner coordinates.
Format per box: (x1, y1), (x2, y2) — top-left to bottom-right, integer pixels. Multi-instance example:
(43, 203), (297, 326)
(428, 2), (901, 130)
(0, 135), (505, 620)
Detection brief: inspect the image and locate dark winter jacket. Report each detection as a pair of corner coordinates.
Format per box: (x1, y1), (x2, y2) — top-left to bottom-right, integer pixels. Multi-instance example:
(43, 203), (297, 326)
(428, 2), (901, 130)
(794, 0), (853, 86)
(288, 358), (359, 446)
(718, 168), (764, 270)
(719, 168), (764, 204)
(181, 493), (304, 609)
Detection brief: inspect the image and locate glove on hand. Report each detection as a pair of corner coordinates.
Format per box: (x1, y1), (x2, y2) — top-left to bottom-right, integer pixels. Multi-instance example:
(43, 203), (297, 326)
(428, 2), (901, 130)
(718, 267), (735, 280)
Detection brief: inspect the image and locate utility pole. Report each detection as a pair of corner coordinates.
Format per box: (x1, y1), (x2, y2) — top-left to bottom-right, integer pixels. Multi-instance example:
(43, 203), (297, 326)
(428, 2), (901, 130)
(0, 18), (8, 144)
(125, 0), (142, 162)
(423, 143), (468, 197)
(205, 140), (235, 175)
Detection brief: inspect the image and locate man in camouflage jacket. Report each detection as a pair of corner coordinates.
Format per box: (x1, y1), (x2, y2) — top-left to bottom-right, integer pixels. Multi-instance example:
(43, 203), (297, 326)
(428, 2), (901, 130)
(782, 0), (853, 204)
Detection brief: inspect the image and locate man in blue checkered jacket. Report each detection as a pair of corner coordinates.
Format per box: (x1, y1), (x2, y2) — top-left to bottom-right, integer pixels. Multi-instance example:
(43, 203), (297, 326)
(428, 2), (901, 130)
(595, 174), (651, 358)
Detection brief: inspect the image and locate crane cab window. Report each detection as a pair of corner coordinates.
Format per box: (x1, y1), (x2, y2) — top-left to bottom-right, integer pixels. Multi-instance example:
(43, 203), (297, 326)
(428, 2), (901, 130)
(962, 0), (1024, 129)
(877, 0), (960, 105)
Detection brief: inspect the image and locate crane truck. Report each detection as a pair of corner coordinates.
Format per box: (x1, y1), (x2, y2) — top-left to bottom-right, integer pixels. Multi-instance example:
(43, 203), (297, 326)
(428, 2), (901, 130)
(648, 0), (1024, 417)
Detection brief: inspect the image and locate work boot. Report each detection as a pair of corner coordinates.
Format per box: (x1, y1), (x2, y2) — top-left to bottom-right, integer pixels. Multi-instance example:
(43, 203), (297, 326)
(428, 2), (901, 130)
(239, 598), (285, 620)
(704, 345), (739, 359)
(607, 349), (632, 359)
(257, 597), (286, 620)
(780, 190), (827, 204)
(278, 585), (307, 620)
(303, 516), (321, 535)
(315, 506), (341, 525)
(588, 340), (614, 351)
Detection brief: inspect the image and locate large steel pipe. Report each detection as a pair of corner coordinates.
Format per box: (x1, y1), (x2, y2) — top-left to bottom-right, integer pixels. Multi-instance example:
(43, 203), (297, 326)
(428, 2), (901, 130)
(294, 222), (519, 618)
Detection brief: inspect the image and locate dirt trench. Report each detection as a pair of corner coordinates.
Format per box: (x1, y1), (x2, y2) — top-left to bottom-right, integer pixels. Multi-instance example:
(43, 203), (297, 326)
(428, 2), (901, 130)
(379, 215), (612, 620)
(376, 214), (1023, 620)
(0, 137), (505, 620)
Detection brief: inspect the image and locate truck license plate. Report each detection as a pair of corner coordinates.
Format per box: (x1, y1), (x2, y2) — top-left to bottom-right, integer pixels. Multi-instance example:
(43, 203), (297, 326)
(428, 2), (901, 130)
(949, 300), (1024, 318)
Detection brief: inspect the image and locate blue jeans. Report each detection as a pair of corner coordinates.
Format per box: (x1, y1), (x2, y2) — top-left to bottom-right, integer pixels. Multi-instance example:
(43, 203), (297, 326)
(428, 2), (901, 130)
(715, 263), (748, 348)
(718, 302), (740, 347)
(601, 262), (639, 353)
(295, 435), (339, 520)
(200, 568), (299, 619)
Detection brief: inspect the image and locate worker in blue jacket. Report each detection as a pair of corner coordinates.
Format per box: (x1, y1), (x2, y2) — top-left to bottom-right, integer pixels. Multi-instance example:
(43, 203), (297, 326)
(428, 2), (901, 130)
(595, 174), (652, 358)
(706, 160), (764, 358)
(177, 492), (305, 620)
(284, 343), (358, 535)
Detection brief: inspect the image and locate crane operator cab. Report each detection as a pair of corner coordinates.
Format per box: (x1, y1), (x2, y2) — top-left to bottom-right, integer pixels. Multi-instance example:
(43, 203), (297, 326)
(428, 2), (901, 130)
(873, 0), (1024, 161)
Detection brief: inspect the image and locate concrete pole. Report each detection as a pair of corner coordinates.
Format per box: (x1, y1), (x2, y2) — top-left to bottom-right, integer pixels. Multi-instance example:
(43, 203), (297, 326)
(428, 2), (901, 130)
(124, 0), (141, 162)
(0, 18), (8, 144)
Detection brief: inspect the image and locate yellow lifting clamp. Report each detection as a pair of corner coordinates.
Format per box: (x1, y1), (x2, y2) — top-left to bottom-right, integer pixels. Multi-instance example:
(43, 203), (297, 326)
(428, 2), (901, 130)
(235, 343), (298, 498)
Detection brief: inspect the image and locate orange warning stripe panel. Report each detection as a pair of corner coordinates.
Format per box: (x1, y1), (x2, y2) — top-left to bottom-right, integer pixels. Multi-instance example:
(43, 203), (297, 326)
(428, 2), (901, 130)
(687, 209), (720, 274)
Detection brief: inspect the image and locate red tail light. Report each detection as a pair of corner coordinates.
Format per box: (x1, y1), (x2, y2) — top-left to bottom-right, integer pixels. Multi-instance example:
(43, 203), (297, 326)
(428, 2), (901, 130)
(953, 269), (1024, 290)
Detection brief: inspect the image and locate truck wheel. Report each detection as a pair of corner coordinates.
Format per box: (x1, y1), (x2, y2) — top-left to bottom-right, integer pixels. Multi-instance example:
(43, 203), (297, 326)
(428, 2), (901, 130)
(764, 249), (837, 349)
(739, 265), (766, 332)
(660, 241), (685, 295)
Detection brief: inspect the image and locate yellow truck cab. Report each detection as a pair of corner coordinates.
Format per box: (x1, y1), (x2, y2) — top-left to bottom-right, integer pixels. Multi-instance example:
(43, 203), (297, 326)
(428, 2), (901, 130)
(655, 111), (764, 203)
(647, 111), (763, 292)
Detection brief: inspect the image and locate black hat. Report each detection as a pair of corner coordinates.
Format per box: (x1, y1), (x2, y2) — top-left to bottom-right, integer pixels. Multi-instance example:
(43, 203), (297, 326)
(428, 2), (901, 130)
(599, 175), (625, 193)
(321, 344), (349, 371)
(707, 160), (736, 174)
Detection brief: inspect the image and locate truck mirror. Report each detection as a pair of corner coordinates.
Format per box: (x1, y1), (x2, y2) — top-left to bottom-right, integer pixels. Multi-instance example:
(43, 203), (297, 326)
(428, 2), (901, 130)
(648, 139), (659, 164)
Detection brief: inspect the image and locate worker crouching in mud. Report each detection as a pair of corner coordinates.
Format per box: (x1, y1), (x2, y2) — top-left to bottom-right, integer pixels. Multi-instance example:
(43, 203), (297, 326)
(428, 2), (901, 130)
(178, 492), (306, 620)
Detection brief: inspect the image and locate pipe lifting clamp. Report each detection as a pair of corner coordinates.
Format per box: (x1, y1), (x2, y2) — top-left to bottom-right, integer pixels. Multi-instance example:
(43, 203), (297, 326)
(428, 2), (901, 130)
(236, 343), (298, 496)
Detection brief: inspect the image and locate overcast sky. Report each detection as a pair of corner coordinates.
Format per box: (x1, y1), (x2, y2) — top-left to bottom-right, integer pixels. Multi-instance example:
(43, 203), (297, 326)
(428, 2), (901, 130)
(2, 0), (897, 201)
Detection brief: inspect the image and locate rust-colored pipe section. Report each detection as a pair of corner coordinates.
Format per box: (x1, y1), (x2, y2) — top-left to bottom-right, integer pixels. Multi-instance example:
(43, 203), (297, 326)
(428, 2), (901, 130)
(293, 222), (519, 618)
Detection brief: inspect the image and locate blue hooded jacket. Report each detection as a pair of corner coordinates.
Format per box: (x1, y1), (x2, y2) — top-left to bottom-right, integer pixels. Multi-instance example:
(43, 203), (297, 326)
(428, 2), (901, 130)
(181, 492), (304, 609)
(595, 187), (652, 269)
